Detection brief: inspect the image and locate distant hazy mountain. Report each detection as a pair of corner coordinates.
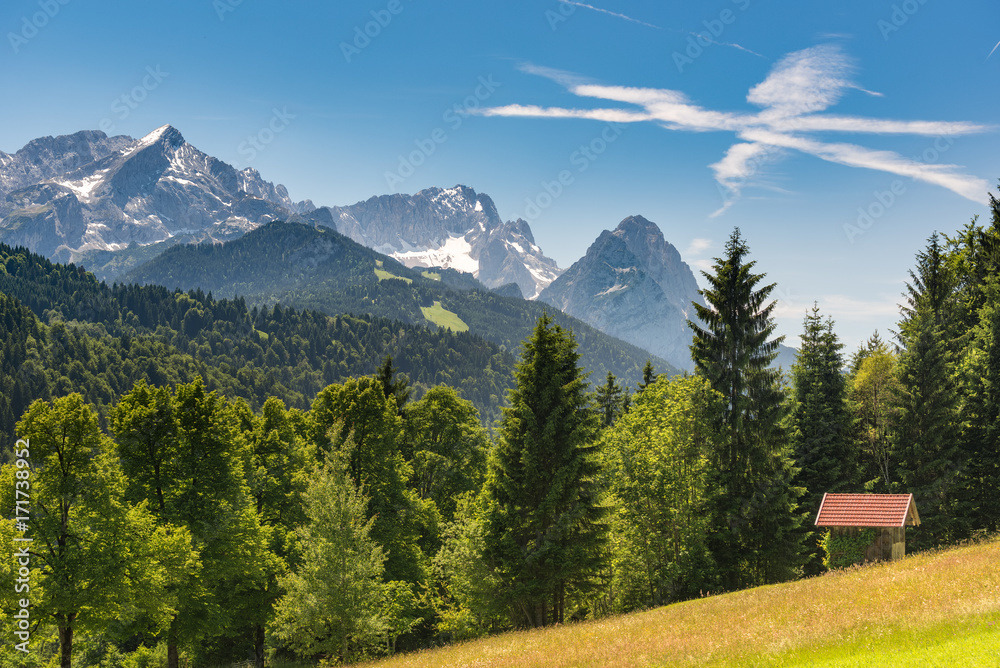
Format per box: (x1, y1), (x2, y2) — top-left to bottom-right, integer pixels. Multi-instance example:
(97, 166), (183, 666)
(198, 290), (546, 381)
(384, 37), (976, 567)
(295, 185), (562, 299)
(538, 215), (703, 371)
(0, 125), (311, 262)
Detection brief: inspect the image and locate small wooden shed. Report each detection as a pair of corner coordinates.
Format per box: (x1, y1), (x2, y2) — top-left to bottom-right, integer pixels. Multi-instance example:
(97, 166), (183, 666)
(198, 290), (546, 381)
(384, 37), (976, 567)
(815, 493), (921, 563)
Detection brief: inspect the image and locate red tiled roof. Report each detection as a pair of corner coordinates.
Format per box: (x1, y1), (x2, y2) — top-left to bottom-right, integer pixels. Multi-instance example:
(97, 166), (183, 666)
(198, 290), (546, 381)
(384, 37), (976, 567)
(815, 493), (920, 528)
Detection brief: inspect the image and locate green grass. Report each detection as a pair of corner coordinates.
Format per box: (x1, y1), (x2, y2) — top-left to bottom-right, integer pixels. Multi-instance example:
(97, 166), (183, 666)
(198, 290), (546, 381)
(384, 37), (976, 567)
(360, 537), (1000, 668)
(421, 270), (442, 281)
(374, 267), (413, 284)
(745, 617), (1000, 667)
(420, 300), (468, 331)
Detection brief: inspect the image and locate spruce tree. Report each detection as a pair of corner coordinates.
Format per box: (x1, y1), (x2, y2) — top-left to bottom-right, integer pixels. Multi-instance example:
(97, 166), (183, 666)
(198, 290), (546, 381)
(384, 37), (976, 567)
(376, 355), (412, 412)
(790, 305), (856, 575)
(595, 372), (626, 428)
(637, 360), (657, 393)
(961, 283), (1000, 533)
(481, 314), (606, 627)
(892, 233), (965, 549)
(688, 228), (804, 589)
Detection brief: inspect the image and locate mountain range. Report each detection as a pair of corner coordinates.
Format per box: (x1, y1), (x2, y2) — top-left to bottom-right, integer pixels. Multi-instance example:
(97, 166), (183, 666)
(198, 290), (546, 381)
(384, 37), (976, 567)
(294, 186), (562, 299)
(0, 125), (797, 373)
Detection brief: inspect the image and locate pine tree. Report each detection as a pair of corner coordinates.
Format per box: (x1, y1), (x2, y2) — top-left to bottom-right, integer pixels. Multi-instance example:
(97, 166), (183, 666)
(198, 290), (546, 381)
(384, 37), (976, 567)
(376, 355), (412, 412)
(961, 283), (1000, 533)
(594, 372), (626, 428)
(893, 233), (965, 549)
(481, 314), (606, 627)
(687, 228), (804, 589)
(637, 360), (657, 393)
(790, 305), (856, 575)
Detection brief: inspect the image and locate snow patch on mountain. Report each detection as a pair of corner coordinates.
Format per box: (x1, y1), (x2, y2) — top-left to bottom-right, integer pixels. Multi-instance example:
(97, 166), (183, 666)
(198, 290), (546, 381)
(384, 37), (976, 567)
(392, 235), (480, 274)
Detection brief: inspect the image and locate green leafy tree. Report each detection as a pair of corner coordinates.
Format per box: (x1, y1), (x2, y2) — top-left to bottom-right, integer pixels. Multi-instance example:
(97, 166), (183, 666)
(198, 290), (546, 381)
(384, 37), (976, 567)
(271, 433), (388, 662)
(0, 395), (179, 668)
(311, 377), (425, 586)
(790, 305), (857, 575)
(403, 386), (488, 522)
(892, 233), (966, 549)
(230, 397), (313, 668)
(112, 378), (272, 668)
(430, 495), (505, 642)
(688, 228), (804, 589)
(481, 314), (607, 628)
(601, 375), (723, 611)
(848, 335), (901, 491)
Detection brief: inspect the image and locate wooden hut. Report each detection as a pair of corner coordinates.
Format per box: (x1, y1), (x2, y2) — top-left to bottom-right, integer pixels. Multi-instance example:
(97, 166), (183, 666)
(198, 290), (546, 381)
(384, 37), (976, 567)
(815, 493), (920, 563)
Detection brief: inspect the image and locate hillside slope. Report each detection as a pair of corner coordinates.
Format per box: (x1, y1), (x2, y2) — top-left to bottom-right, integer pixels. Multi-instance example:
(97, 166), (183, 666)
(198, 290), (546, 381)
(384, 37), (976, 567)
(362, 537), (1000, 668)
(120, 221), (680, 382)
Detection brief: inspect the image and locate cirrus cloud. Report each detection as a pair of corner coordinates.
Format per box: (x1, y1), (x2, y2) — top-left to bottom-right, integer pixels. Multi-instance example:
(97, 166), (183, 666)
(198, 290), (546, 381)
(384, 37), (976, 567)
(478, 45), (992, 213)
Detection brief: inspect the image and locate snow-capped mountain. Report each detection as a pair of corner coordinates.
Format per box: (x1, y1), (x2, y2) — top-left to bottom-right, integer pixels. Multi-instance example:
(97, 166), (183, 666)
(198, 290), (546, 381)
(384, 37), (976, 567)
(0, 125), (312, 262)
(297, 186), (562, 298)
(1, 127), (558, 297)
(538, 215), (704, 371)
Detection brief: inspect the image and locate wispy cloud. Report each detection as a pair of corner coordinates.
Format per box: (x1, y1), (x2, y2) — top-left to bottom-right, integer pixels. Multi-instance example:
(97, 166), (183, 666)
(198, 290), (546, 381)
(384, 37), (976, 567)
(684, 238), (713, 256)
(773, 294), (901, 321)
(557, 0), (660, 29)
(989, 39), (1000, 60)
(479, 45), (993, 211)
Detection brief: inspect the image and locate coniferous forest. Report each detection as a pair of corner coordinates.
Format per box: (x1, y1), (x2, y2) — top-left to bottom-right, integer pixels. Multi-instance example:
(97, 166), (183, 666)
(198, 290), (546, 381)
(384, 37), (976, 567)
(2, 191), (1000, 667)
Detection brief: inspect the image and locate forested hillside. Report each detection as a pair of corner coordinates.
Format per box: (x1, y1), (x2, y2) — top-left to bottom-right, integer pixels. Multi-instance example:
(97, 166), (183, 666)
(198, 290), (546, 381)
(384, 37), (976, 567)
(0, 241), (516, 450)
(118, 221), (678, 379)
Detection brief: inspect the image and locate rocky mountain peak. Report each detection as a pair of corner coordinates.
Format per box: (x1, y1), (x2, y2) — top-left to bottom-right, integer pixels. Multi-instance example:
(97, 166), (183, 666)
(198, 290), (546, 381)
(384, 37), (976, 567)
(538, 215), (703, 371)
(0, 124), (305, 261)
(136, 124), (185, 149)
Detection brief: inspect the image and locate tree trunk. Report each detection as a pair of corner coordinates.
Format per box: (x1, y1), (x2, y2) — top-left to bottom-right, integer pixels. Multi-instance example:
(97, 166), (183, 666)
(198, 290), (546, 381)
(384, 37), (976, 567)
(58, 623), (73, 668)
(254, 624), (266, 668)
(167, 617), (180, 668)
(168, 643), (179, 668)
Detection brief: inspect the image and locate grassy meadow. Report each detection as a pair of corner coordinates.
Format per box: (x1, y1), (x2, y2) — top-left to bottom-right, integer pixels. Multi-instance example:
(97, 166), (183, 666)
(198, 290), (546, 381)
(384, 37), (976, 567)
(420, 300), (469, 332)
(358, 537), (1000, 667)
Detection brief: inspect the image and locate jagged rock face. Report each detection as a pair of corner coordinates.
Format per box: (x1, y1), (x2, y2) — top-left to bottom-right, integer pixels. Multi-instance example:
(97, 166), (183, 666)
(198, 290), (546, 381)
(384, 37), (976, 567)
(322, 185), (498, 253)
(0, 125), (311, 261)
(538, 215), (703, 371)
(0, 130), (133, 198)
(299, 186), (562, 299)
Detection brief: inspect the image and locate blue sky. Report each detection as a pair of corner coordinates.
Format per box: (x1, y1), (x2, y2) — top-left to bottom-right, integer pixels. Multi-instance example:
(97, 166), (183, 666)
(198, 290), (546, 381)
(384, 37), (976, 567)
(2, 0), (998, 352)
